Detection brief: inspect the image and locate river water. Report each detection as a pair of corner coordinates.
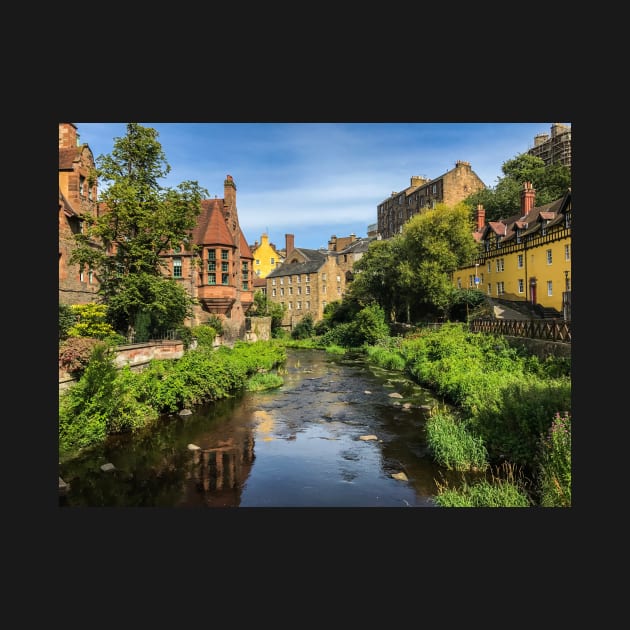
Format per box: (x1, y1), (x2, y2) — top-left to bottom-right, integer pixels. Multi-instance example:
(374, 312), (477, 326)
(59, 347), (475, 508)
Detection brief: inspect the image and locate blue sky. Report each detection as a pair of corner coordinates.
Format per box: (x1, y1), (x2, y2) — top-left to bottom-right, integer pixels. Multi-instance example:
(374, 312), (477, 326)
(74, 122), (568, 251)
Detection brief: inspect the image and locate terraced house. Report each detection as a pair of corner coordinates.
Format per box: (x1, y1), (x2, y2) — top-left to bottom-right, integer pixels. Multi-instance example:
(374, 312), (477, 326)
(454, 181), (572, 319)
(377, 160), (485, 239)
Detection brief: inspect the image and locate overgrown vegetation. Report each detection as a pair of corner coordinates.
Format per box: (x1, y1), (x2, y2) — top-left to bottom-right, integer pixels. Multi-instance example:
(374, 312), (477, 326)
(59, 339), (286, 462)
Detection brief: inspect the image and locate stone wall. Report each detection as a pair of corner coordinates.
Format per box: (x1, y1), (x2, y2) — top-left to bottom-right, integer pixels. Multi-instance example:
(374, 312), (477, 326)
(59, 340), (185, 391)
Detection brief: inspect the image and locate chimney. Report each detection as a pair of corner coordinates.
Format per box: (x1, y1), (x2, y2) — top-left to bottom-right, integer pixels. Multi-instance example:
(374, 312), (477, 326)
(285, 233), (295, 256)
(223, 174), (236, 211)
(476, 204), (485, 231)
(520, 181), (535, 216)
(59, 122), (79, 149)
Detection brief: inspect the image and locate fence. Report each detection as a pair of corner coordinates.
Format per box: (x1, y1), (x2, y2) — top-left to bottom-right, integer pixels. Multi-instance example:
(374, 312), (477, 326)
(469, 318), (571, 343)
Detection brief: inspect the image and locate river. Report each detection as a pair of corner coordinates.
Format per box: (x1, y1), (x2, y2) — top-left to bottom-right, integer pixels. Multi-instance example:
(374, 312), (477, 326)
(59, 347), (476, 507)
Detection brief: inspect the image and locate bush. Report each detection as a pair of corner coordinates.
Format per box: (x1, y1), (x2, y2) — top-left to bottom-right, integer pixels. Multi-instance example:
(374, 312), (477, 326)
(59, 303), (77, 340)
(59, 337), (100, 375)
(291, 313), (314, 339)
(536, 411), (571, 507)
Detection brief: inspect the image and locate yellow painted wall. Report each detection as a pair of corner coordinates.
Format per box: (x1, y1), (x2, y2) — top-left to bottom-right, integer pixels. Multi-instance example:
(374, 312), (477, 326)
(251, 234), (282, 279)
(454, 232), (571, 313)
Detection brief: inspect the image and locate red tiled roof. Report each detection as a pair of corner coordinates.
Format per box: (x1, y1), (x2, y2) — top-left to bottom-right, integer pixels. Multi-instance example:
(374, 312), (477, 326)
(193, 199), (234, 246)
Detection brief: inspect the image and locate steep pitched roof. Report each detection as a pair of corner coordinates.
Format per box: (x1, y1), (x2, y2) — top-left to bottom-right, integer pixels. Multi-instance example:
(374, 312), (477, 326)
(192, 199), (234, 247)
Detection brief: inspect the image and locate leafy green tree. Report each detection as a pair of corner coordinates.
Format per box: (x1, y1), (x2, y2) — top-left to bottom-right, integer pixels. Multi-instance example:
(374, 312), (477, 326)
(465, 153), (571, 222)
(401, 202), (478, 320)
(70, 123), (208, 338)
(252, 290), (286, 334)
(347, 236), (408, 322)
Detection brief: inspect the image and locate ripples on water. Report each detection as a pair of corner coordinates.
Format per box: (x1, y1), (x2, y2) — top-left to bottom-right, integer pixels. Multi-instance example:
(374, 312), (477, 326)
(59, 348), (477, 507)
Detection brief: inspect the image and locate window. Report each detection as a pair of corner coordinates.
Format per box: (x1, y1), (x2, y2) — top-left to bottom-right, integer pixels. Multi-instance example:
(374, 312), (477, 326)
(518, 279), (524, 293)
(336, 275), (341, 283)
(280, 278), (284, 285)
(322, 273), (327, 281)
(480, 273), (484, 284)
(242, 261), (248, 272)
(222, 262), (229, 273)
(221, 273), (229, 285)
(487, 283), (491, 295)
(208, 249), (216, 261)
(208, 260), (216, 272)
(270, 257), (275, 265)
(322, 285), (327, 294)
(297, 301), (301, 310)
(547, 281), (553, 297)
(297, 275), (301, 283)
(288, 302), (292, 310)
(208, 274), (216, 285)
(80, 268), (84, 282)
(565, 245), (570, 261)
(289, 287), (293, 295)
(517, 254), (523, 268)
(221, 249), (229, 260)
(306, 301), (310, 310)
(297, 286), (301, 295)
(272, 278), (276, 285)
(272, 288), (276, 297)
(487, 262), (491, 273)
(457, 278), (462, 289)
(88, 270), (94, 284)
(306, 286), (310, 295)
(280, 288), (285, 297)
(242, 280), (249, 290)
(173, 257), (182, 278)
(288, 276), (292, 285)
(497, 281), (505, 296)
(496, 258), (504, 272)
(546, 249), (552, 265)
(79, 175), (86, 196)
(256, 259), (260, 265)
(305, 274), (310, 283)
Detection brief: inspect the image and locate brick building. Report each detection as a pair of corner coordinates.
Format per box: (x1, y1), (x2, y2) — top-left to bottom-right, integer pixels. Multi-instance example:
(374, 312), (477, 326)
(377, 160), (486, 240)
(58, 122), (101, 305)
(160, 175), (255, 338)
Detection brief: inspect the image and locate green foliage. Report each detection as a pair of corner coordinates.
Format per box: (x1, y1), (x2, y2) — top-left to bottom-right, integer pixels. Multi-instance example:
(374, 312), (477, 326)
(66, 303), (120, 340)
(59, 303), (77, 340)
(464, 153), (571, 223)
(245, 372), (284, 391)
(253, 290), (287, 333)
(107, 273), (193, 339)
(205, 315), (224, 337)
(191, 324), (217, 348)
(434, 462), (531, 507)
(59, 339), (287, 461)
(425, 407), (489, 472)
(449, 288), (487, 322)
(291, 313), (314, 339)
(70, 123), (208, 335)
(536, 412), (571, 507)
(364, 342), (406, 371)
(471, 377), (571, 466)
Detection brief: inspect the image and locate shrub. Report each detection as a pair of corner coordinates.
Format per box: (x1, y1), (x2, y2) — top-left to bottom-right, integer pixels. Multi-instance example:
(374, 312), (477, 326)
(59, 303), (77, 340)
(536, 411), (571, 507)
(67, 303), (120, 340)
(425, 407), (489, 472)
(59, 337), (100, 375)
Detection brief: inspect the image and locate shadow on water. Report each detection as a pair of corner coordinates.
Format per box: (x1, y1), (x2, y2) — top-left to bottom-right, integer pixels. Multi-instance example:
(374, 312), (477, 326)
(59, 347), (483, 507)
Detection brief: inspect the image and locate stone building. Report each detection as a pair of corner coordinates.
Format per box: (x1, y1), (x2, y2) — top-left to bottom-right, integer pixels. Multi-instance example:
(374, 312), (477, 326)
(265, 233), (373, 329)
(377, 160), (486, 240)
(58, 122), (101, 305)
(527, 123), (571, 169)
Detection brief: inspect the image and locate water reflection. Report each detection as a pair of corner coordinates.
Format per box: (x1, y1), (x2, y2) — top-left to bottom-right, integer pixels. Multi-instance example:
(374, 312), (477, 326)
(60, 348), (475, 508)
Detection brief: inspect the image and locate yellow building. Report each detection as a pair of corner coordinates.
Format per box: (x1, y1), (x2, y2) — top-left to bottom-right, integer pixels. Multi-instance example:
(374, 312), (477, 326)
(250, 233), (284, 279)
(454, 182), (571, 318)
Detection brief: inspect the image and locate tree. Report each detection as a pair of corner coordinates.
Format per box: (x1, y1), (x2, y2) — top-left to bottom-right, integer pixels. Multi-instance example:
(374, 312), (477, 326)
(401, 202), (478, 320)
(251, 290), (286, 334)
(70, 123), (208, 338)
(465, 153), (571, 223)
